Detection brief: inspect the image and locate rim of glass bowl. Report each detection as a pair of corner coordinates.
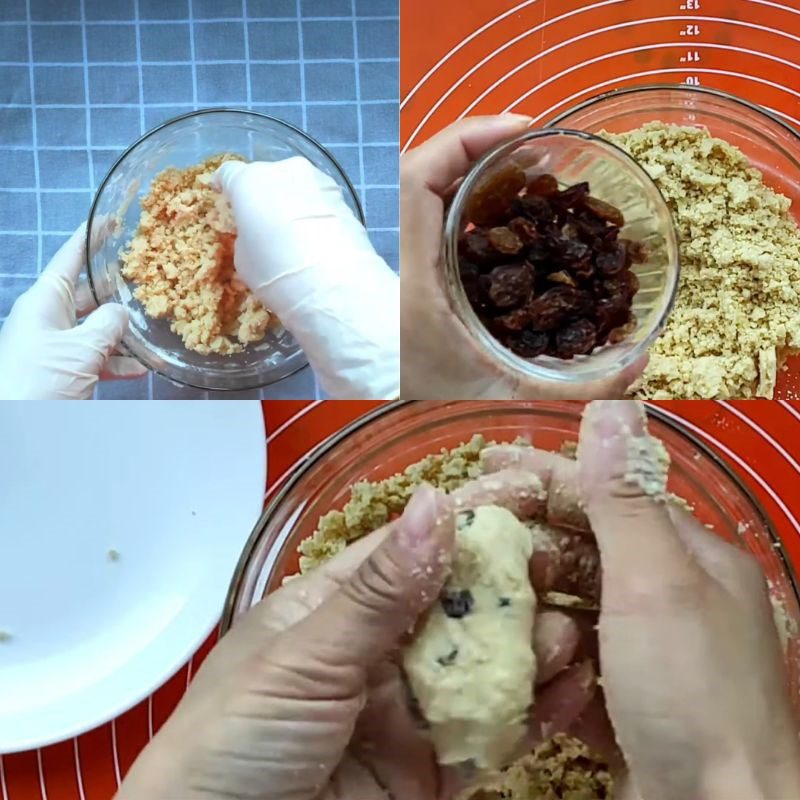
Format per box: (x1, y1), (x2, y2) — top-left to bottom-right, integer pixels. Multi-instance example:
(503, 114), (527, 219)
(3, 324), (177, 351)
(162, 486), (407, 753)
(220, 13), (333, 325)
(442, 128), (680, 385)
(545, 83), (800, 154)
(220, 400), (800, 633)
(85, 107), (365, 392)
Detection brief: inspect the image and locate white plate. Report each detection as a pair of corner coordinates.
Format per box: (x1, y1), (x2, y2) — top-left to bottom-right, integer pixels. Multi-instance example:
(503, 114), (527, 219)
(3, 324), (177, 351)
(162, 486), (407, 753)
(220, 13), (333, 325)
(0, 401), (266, 753)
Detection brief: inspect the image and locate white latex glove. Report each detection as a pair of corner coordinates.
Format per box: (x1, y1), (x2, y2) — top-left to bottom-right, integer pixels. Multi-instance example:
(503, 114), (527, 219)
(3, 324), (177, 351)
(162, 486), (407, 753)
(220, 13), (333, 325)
(214, 157), (399, 400)
(0, 225), (147, 400)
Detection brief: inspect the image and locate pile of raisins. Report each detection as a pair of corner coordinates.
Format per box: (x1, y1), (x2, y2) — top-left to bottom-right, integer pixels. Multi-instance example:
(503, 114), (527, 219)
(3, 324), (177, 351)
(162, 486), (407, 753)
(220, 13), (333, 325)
(458, 164), (648, 360)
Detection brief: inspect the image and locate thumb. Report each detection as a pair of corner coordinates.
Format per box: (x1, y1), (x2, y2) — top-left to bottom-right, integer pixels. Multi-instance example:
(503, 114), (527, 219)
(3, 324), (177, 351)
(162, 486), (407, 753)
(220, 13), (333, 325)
(276, 485), (454, 685)
(577, 400), (697, 587)
(212, 159), (247, 195)
(67, 303), (129, 373)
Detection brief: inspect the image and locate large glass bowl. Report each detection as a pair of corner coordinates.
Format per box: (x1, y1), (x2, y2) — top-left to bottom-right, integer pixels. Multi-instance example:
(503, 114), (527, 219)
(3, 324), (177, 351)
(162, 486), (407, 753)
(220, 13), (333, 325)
(443, 129), (680, 388)
(86, 109), (364, 392)
(545, 84), (800, 218)
(222, 401), (800, 709)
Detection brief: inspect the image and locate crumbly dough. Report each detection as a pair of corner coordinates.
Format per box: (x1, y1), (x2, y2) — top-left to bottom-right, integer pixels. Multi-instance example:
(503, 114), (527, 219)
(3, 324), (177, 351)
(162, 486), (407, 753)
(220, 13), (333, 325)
(602, 123), (800, 399)
(403, 505), (536, 770)
(120, 153), (271, 355)
(457, 734), (614, 800)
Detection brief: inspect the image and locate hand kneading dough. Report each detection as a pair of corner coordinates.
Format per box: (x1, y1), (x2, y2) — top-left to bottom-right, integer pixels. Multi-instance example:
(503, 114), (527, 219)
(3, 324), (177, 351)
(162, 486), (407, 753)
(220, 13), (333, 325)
(403, 505), (536, 770)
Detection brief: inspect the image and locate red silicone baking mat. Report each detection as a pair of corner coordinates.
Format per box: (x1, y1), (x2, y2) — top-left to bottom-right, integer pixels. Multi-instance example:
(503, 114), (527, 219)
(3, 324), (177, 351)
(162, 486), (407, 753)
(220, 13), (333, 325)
(3, 399), (800, 799)
(400, 0), (800, 398)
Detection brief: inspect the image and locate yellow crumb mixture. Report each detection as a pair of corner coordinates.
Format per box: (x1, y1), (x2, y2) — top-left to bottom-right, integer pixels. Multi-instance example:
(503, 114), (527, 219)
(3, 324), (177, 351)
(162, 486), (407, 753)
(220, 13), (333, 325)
(120, 153), (271, 356)
(603, 123), (800, 399)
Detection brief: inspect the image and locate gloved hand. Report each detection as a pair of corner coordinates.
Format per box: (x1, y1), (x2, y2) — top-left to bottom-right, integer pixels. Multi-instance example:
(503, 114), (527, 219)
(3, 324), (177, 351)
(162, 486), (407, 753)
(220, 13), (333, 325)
(116, 476), (597, 800)
(401, 117), (646, 399)
(0, 225), (147, 400)
(214, 157), (399, 400)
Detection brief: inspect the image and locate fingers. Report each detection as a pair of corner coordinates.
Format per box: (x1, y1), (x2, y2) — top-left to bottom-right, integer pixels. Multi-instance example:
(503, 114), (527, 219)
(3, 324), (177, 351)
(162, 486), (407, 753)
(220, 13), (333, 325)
(482, 445), (589, 532)
(522, 355), (648, 401)
(402, 115), (532, 197)
(274, 485), (455, 682)
(577, 400), (700, 597)
(99, 355), (148, 381)
(40, 224), (86, 285)
(527, 659), (596, 746)
(451, 468), (546, 520)
(75, 277), (97, 317)
(565, 690), (623, 768)
(67, 304), (130, 375)
(533, 610), (580, 685)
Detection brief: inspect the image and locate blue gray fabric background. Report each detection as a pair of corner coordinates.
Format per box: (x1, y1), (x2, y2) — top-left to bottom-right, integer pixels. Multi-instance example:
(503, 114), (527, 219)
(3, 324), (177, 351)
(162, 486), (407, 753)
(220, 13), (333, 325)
(0, 0), (399, 399)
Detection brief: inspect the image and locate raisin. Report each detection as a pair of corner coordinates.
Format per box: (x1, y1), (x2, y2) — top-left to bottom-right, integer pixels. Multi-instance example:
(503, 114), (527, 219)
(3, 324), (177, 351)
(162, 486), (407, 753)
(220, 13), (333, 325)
(459, 228), (499, 267)
(487, 263), (533, 308)
(508, 216), (539, 244)
(554, 318), (597, 358)
(603, 270), (639, 300)
(466, 163), (526, 226)
(527, 239), (550, 263)
(609, 314), (637, 344)
(555, 238), (591, 270)
(623, 238), (650, 264)
(456, 509), (475, 528)
(458, 261), (481, 305)
(552, 181), (590, 210)
(441, 588), (474, 618)
(596, 241), (627, 277)
(528, 286), (592, 330)
(581, 195), (626, 226)
(507, 329), (549, 357)
(594, 296), (630, 338)
(488, 226), (523, 255)
(436, 647), (459, 667)
(494, 307), (531, 333)
(546, 270), (577, 287)
(498, 597), (512, 607)
(526, 172), (559, 197)
(516, 194), (553, 224)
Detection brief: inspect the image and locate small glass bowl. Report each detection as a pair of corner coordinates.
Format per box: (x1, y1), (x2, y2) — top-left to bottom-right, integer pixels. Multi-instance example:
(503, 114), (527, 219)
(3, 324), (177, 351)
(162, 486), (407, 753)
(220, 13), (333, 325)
(87, 109), (364, 392)
(545, 84), (800, 207)
(222, 401), (800, 710)
(443, 130), (680, 387)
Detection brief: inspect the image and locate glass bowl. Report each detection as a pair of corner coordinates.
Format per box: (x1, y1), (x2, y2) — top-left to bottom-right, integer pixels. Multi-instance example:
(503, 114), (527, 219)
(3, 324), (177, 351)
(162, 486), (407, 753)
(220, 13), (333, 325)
(222, 401), (800, 709)
(86, 109), (364, 392)
(443, 130), (680, 387)
(545, 84), (800, 211)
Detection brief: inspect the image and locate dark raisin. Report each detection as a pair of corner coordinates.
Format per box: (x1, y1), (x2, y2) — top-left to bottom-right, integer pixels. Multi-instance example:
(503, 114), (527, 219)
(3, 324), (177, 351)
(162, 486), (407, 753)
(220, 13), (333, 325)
(507, 329), (549, 357)
(526, 172), (559, 197)
(459, 227), (502, 267)
(487, 226), (523, 255)
(555, 238), (591, 270)
(456, 509), (475, 528)
(466, 163), (526, 226)
(441, 588), (474, 618)
(527, 286), (592, 330)
(554, 318), (597, 358)
(552, 181), (590, 210)
(437, 647), (459, 667)
(487, 264), (533, 309)
(603, 270), (639, 300)
(594, 296), (630, 338)
(609, 314), (637, 344)
(623, 238), (650, 264)
(596, 241), (627, 277)
(580, 195), (626, 226)
(458, 262), (485, 311)
(494, 307), (531, 333)
(508, 216), (539, 244)
(498, 597), (512, 607)
(516, 194), (553, 224)
(527, 239), (550, 263)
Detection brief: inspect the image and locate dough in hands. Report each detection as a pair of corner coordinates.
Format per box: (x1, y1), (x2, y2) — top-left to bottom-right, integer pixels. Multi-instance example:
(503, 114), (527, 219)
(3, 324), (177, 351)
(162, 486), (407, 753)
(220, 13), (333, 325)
(402, 504), (536, 770)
